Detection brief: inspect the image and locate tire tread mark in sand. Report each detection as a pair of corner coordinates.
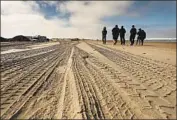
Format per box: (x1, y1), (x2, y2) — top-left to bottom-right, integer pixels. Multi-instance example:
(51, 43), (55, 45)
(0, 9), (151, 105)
(86, 59), (136, 119)
(1, 48), (65, 103)
(94, 43), (176, 68)
(89, 44), (176, 119)
(1, 49), (58, 83)
(90, 43), (176, 81)
(0, 45), (67, 119)
(1, 56), (55, 105)
(54, 47), (74, 119)
(0, 45), (59, 71)
(1, 45), (63, 91)
(1, 53), (63, 119)
(74, 47), (137, 119)
(88, 57), (168, 119)
(1, 51), (59, 92)
(28, 44), (73, 119)
(72, 48), (105, 119)
(1, 48), (58, 73)
(1, 44), (60, 64)
(28, 44), (74, 119)
(33, 46), (73, 96)
(61, 46), (82, 119)
(89, 44), (176, 99)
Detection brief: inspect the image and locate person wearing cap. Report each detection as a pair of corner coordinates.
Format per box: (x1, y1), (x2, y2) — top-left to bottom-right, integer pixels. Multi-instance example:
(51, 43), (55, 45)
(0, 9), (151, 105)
(112, 25), (120, 45)
(130, 25), (137, 46)
(120, 26), (126, 45)
(102, 27), (107, 44)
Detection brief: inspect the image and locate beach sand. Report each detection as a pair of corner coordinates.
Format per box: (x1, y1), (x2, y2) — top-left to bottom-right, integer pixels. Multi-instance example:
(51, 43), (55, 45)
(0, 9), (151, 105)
(1, 40), (176, 119)
(87, 40), (176, 66)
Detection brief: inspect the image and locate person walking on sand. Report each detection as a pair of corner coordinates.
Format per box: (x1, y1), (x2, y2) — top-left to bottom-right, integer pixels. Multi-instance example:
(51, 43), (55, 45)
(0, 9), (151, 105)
(130, 25), (137, 46)
(112, 25), (119, 45)
(120, 26), (126, 45)
(141, 30), (146, 45)
(136, 28), (142, 45)
(102, 27), (107, 44)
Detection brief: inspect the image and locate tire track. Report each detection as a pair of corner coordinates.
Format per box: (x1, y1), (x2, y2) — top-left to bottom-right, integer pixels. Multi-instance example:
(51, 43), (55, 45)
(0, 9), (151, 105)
(16, 46), (72, 119)
(0, 54), (61, 119)
(72, 48), (105, 119)
(89, 43), (176, 119)
(72, 47), (138, 119)
(54, 47), (75, 119)
(1, 49), (60, 91)
(1, 41), (175, 119)
(0, 42), (68, 119)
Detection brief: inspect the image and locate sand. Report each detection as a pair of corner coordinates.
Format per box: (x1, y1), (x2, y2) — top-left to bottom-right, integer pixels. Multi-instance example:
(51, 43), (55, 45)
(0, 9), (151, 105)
(1, 42), (60, 54)
(87, 40), (176, 66)
(1, 40), (176, 119)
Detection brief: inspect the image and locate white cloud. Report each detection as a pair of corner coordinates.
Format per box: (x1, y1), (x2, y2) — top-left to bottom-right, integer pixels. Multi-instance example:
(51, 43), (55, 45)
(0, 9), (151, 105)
(1, 1), (67, 38)
(57, 1), (133, 26)
(1, 1), (134, 39)
(1, 1), (40, 15)
(1, 1), (175, 40)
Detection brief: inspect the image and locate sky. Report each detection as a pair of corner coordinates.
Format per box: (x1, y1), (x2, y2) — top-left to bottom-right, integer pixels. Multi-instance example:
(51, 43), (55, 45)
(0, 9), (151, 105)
(1, 1), (176, 40)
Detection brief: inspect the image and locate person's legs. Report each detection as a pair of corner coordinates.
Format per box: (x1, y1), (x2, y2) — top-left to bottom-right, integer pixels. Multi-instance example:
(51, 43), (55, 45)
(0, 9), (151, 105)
(115, 39), (117, 45)
(105, 36), (106, 44)
(121, 36), (124, 45)
(123, 36), (125, 45)
(103, 35), (106, 44)
(132, 35), (135, 45)
(130, 35), (133, 45)
(141, 38), (144, 45)
(102, 36), (103, 44)
(138, 38), (141, 45)
(120, 36), (122, 45)
(132, 39), (134, 45)
(117, 35), (119, 43)
(114, 36), (118, 45)
(113, 36), (115, 45)
(136, 37), (139, 45)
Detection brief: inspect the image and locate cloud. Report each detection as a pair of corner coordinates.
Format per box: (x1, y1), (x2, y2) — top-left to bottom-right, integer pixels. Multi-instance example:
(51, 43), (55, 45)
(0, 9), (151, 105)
(1, 1), (134, 39)
(1, 1), (67, 38)
(57, 1), (134, 26)
(1, 1), (176, 40)
(1, 1), (40, 15)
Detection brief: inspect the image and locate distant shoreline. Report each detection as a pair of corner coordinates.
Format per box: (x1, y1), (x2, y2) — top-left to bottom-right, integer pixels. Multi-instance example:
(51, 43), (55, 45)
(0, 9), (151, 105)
(144, 40), (176, 43)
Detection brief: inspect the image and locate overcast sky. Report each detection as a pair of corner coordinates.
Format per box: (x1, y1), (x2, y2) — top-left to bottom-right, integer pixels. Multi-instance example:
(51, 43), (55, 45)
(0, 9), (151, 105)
(1, 1), (176, 39)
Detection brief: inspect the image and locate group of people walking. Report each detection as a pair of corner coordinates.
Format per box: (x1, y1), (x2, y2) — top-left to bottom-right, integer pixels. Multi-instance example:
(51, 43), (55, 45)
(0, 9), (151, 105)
(102, 25), (146, 45)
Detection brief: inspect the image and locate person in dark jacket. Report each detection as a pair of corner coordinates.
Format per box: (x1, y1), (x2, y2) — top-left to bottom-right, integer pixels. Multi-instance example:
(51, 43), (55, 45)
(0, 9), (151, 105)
(130, 25), (137, 46)
(102, 27), (107, 44)
(141, 30), (146, 45)
(120, 26), (126, 45)
(136, 28), (142, 45)
(112, 25), (119, 45)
